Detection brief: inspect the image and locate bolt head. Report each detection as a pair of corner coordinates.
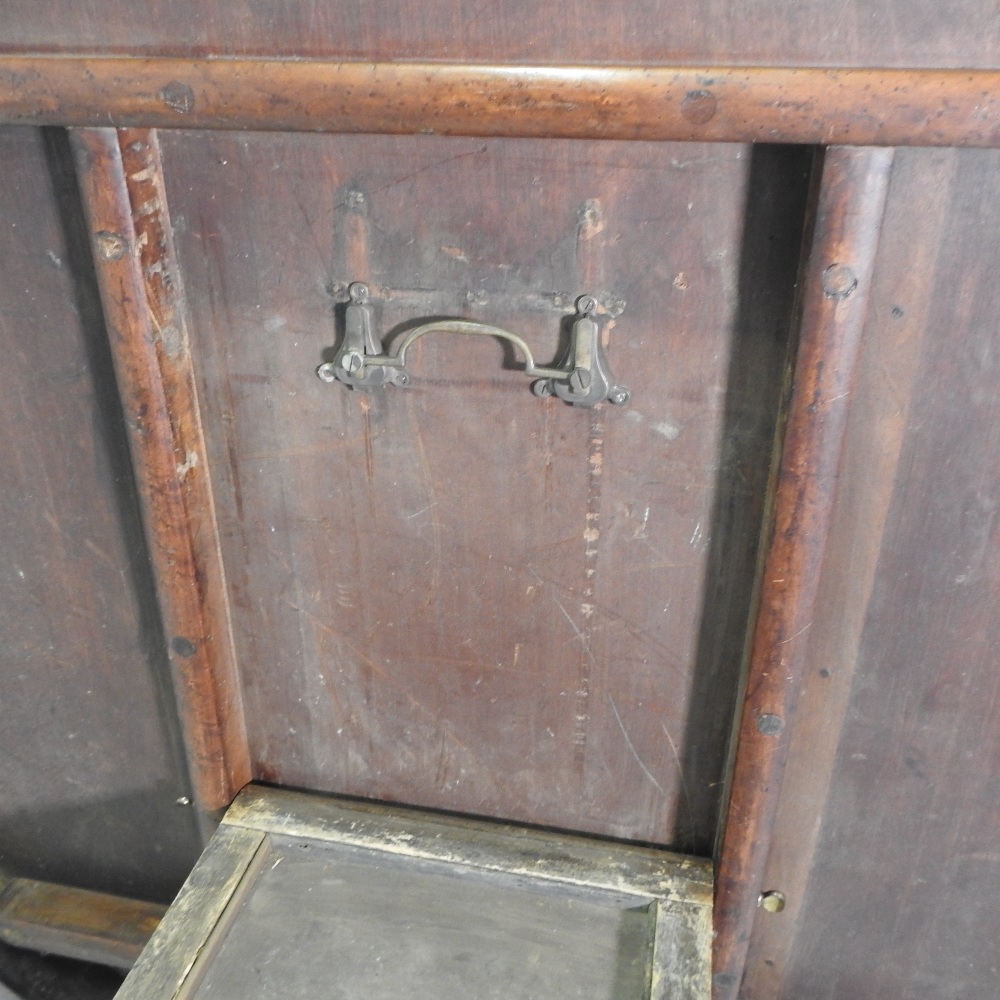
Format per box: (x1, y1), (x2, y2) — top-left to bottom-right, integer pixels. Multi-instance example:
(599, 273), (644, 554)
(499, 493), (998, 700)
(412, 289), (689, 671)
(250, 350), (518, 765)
(610, 387), (631, 406)
(317, 363), (338, 383)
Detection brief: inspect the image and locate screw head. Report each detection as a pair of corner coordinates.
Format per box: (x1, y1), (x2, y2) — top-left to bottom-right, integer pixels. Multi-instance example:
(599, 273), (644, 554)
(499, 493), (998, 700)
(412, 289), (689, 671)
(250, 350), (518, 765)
(395, 371), (410, 387)
(348, 282), (370, 304)
(532, 379), (554, 398)
(569, 367), (592, 393)
(759, 890), (786, 913)
(317, 363), (338, 383)
(576, 294), (598, 316)
(610, 387), (631, 406)
(95, 231), (127, 261)
(757, 713), (784, 736)
(341, 352), (364, 374)
(822, 263), (858, 300)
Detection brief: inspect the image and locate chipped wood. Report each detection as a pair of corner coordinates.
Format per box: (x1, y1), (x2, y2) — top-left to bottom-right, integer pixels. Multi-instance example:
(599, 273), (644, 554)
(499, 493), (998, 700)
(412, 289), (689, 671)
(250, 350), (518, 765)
(70, 127), (251, 813)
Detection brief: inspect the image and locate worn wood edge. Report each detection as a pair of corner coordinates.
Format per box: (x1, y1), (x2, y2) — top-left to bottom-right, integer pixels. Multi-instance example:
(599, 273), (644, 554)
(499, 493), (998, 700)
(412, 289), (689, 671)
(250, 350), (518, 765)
(224, 785), (713, 907)
(0, 878), (164, 969)
(70, 126), (251, 814)
(651, 898), (712, 1000)
(5, 57), (1000, 146)
(740, 148), (961, 996)
(712, 145), (896, 999)
(114, 826), (267, 1000)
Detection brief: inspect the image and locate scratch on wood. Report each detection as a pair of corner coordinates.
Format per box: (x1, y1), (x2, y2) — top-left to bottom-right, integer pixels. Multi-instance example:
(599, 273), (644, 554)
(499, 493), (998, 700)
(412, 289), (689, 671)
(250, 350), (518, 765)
(608, 695), (665, 796)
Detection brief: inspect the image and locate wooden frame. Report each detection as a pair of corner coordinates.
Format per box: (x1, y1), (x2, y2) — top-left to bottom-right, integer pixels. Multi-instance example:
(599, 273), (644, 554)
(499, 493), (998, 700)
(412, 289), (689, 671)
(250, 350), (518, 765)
(2, 56), (1000, 146)
(116, 785), (713, 999)
(0, 46), (948, 997)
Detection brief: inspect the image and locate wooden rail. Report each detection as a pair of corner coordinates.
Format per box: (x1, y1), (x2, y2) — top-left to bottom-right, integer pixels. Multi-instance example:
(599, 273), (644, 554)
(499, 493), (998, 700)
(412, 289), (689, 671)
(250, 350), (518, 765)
(3, 56), (1000, 146)
(71, 127), (252, 813)
(712, 145), (895, 998)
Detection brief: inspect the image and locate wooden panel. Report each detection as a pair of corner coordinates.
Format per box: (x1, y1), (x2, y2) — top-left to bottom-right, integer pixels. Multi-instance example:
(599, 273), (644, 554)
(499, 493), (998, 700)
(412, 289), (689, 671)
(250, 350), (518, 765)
(0, 126), (201, 901)
(157, 132), (809, 849)
(2, 0), (1000, 69)
(741, 148), (1000, 998)
(6, 59), (1000, 149)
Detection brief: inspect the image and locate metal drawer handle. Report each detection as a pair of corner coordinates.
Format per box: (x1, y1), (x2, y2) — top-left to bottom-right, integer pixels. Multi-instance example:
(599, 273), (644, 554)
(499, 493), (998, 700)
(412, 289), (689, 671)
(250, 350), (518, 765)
(317, 283), (630, 408)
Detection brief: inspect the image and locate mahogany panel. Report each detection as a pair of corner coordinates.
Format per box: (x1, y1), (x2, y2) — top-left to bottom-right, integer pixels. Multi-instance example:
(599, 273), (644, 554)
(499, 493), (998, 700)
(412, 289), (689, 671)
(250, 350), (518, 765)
(0, 126), (200, 901)
(2, 0), (1000, 69)
(742, 148), (1000, 998)
(4, 59), (1000, 149)
(158, 131), (809, 848)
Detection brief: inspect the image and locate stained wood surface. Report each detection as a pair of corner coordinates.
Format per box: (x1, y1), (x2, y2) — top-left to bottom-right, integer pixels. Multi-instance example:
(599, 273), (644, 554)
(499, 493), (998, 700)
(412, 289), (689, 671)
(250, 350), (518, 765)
(2, 0), (999, 69)
(71, 127), (251, 812)
(157, 131), (807, 849)
(5, 59), (1000, 148)
(0, 125), (201, 901)
(712, 146), (894, 998)
(740, 147), (1000, 999)
(0, 877), (164, 970)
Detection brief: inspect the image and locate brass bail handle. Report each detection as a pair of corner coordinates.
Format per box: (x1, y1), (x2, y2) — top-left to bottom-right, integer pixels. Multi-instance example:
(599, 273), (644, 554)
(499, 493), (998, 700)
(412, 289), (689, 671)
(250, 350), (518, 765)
(317, 283), (630, 408)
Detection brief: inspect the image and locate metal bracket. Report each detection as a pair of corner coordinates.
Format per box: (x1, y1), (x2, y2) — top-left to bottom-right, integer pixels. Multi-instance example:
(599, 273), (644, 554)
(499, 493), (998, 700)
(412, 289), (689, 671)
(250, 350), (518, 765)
(317, 283), (630, 407)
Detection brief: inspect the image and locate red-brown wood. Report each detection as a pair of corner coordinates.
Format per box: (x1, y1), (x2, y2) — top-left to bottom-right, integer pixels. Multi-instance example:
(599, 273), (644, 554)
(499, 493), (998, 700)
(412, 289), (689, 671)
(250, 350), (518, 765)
(713, 145), (894, 998)
(4, 58), (1000, 147)
(71, 127), (251, 813)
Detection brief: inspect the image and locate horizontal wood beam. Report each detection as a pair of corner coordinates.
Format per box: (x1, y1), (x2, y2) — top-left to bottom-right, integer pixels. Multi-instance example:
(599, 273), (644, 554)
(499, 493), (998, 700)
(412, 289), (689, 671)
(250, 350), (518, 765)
(0, 875), (164, 970)
(3, 56), (1000, 146)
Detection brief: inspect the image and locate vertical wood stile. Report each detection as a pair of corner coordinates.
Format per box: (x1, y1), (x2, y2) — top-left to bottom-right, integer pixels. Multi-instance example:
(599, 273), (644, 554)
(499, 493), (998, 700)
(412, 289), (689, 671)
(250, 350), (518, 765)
(70, 127), (251, 816)
(713, 146), (895, 998)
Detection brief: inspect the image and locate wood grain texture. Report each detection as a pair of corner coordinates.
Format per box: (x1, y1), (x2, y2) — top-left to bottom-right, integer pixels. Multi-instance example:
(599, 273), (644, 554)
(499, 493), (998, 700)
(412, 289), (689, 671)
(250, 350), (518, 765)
(158, 131), (804, 850)
(5, 58), (1000, 147)
(0, 125), (201, 902)
(1, 0), (999, 69)
(0, 878), (164, 970)
(739, 147), (1000, 999)
(70, 127), (251, 812)
(712, 146), (894, 999)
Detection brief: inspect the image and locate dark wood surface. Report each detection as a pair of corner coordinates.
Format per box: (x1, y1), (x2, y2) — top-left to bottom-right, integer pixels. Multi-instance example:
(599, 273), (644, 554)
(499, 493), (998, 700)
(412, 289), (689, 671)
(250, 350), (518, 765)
(5, 58), (1000, 148)
(740, 147), (1000, 998)
(2, 0), (999, 69)
(0, 125), (201, 901)
(156, 130), (807, 849)
(71, 128), (252, 812)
